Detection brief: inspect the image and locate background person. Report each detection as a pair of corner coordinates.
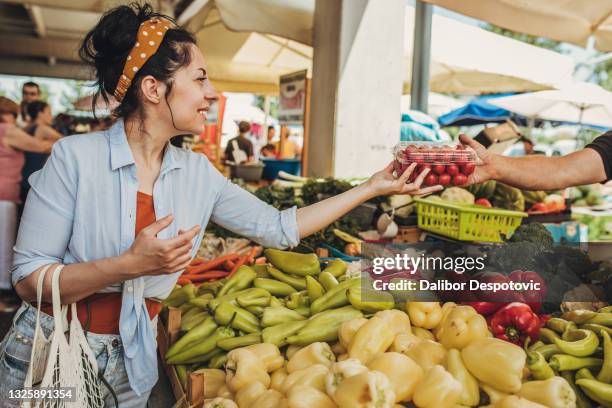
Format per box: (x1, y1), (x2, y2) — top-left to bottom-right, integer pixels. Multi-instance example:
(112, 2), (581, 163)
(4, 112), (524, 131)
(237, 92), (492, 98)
(224, 120), (254, 164)
(18, 81), (41, 128)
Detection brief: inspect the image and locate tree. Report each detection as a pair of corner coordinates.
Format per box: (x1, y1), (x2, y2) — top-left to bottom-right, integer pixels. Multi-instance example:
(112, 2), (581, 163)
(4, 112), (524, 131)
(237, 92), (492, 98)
(591, 59), (612, 91)
(254, 95), (279, 119)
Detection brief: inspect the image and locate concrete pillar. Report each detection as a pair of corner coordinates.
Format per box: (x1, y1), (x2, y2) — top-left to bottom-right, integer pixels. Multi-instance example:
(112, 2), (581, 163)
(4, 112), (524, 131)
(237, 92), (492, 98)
(307, 0), (405, 178)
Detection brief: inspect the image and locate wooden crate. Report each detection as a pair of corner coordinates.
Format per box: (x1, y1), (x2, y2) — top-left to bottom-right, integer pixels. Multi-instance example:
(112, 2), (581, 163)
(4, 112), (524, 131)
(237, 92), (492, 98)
(158, 307), (206, 408)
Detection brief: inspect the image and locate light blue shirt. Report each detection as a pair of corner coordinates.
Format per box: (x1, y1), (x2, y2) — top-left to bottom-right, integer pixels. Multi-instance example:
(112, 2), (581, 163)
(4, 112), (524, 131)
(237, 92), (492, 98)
(12, 119), (300, 396)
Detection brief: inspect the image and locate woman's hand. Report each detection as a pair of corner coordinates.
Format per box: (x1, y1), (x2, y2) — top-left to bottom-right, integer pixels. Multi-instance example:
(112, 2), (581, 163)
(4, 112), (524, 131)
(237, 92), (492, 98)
(458, 134), (498, 185)
(365, 161), (443, 197)
(123, 215), (201, 277)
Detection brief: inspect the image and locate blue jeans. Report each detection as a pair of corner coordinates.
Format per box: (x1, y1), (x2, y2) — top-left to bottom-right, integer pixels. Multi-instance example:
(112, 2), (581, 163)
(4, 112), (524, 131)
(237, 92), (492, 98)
(0, 302), (153, 407)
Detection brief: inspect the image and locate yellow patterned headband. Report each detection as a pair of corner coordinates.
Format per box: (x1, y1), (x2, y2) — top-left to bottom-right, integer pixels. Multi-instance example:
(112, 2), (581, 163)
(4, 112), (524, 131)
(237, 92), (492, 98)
(114, 18), (174, 102)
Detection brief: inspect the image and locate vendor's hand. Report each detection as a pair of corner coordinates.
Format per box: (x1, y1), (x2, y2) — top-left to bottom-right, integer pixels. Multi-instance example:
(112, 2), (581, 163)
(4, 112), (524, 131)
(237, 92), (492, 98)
(459, 134), (497, 185)
(366, 162), (443, 197)
(123, 215), (201, 277)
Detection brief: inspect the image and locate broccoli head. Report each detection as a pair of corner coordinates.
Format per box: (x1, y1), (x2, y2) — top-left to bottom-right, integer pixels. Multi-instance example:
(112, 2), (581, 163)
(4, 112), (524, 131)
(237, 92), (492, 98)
(508, 223), (554, 249)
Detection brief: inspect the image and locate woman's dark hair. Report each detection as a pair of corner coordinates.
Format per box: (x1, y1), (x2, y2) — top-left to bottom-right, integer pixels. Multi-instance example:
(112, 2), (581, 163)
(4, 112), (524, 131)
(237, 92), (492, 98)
(79, 3), (196, 121)
(26, 100), (49, 120)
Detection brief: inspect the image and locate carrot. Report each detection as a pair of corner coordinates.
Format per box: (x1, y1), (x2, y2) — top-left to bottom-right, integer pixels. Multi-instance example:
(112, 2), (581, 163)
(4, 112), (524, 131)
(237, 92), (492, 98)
(228, 255), (248, 277)
(255, 256), (267, 265)
(246, 246), (262, 265)
(189, 257), (206, 266)
(182, 271), (230, 282)
(224, 260), (236, 271)
(187, 254), (239, 274)
(177, 277), (192, 285)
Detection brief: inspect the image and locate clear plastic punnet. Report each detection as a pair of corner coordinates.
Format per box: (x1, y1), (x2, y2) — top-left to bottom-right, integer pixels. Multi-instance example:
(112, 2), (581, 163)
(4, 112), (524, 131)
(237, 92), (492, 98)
(392, 141), (482, 186)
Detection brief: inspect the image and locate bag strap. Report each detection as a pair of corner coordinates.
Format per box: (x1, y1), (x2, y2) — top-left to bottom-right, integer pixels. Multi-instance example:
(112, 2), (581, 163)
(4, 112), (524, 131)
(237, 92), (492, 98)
(50, 264), (66, 333)
(32, 264), (54, 339)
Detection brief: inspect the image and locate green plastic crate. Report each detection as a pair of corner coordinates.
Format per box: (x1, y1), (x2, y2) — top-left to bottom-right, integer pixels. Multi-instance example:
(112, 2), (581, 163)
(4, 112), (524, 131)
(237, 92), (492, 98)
(415, 198), (527, 242)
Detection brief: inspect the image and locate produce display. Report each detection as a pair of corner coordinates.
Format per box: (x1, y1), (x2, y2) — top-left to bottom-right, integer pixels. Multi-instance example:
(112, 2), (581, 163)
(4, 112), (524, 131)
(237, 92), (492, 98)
(392, 142), (479, 186)
(160, 246), (610, 408)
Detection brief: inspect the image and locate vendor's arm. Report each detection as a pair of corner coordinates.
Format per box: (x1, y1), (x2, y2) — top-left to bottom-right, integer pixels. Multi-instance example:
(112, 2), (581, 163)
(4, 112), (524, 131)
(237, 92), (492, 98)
(460, 133), (610, 190)
(4, 125), (54, 153)
(13, 140), (200, 305)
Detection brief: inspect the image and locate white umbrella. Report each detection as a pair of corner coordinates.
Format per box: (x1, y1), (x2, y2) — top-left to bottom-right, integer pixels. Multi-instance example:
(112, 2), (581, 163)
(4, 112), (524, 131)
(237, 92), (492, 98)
(488, 82), (612, 144)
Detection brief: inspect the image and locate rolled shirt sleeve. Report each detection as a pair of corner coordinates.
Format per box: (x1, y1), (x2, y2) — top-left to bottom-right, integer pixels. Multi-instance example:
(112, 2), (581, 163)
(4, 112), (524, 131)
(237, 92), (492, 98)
(585, 131), (612, 182)
(210, 168), (300, 249)
(12, 139), (76, 286)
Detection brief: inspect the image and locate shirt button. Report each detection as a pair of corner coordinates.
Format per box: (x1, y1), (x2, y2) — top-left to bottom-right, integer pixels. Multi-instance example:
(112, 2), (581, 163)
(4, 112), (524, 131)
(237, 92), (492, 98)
(112, 339), (119, 348)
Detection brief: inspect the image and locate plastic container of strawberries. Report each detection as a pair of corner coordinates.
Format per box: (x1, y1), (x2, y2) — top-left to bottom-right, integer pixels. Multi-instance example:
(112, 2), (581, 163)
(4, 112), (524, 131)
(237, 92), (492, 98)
(392, 141), (481, 187)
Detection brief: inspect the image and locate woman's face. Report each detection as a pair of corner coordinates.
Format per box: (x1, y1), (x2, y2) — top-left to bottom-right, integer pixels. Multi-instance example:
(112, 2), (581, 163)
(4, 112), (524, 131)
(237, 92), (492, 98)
(165, 44), (218, 135)
(0, 113), (16, 124)
(41, 106), (53, 125)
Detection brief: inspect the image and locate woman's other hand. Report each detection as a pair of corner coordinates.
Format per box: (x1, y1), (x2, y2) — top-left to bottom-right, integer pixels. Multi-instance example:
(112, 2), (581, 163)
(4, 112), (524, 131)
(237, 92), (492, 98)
(365, 161), (443, 197)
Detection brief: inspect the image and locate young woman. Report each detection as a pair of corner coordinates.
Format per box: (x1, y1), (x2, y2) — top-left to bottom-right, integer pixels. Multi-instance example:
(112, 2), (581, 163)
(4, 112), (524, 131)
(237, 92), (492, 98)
(0, 4), (440, 407)
(0, 97), (53, 304)
(20, 101), (63, 205)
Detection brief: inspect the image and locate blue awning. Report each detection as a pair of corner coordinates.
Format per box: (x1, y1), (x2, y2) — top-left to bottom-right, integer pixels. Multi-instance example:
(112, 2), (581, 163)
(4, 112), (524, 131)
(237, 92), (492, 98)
(438, 93), (531, 127)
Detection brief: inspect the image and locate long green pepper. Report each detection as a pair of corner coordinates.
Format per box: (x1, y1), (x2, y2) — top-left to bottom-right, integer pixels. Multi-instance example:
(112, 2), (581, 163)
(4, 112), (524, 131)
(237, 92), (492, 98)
(267, 265), (306, 290)
(287, 305), (363, 346)
(322, 259), (347, 278)
(216, 266), (257, 297)
(217, 333), (262, 351)
(167, 326), (234, 364)
(318, 271), (339, 291)
(560, 370), (592, 408)
(576, 368), (612, 408)
(549, 354), (603, 371)
(253, 278), (297, 296)
(598, 330), (612, 383)
(261, 306), (306, 327)
(553, 329), (600, 357)
(166, 317), (218, 359)
(214, 302), (260, 334)
(264, 248), (321, 276)
(306, 275), (325, 301)
(261, 320), (308, 347)
(236, 288), (271, 308)
(310, 278), (360, 314)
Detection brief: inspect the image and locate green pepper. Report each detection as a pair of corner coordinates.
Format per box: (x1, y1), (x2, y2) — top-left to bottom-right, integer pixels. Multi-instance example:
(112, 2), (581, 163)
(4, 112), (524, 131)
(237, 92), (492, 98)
(580, 323), (612, 338)
(166, 317), (218, 359)
(163, 283), (197, 308)
(310, 278), (360, 314)
(553, 329), (600, 357)
(236, 288), (271, 308)
(261, 320), (308, 347)
(533, 343), (563, 360)
(286, 291), (309, 310)
(529, 340), (545, 350)
(181, 347), (225, 365)
(208, 288), (257, 311)
(294, 306), (310, 318)
(547, 317), (572, 334)
(586, 313), (612, 328)
(178, 302), (195, 315)
(575, 379), (612, 407)
(252, 264), (271, 278)
(525, 341), (555, 380)
(245, 305), (264, 316)
(287, 305), (364, 346)
(318, 271), (339, 291)
(253, 278), (297, 296)
(600, 306), (612, 314)
(182, 305), (204, 320)
(549, 354), (603, 371)
(322, 259), (347, 278)
(214, 302), (260, 334)
(209, 353), (228, 369)
(598, 330), (612, 383)
(347, 286), (394, 313)
(264, 248), (321, 276)
(175, 364), (188, 389)
(305, 276), (324, 301)
(562, 322), (578, 341)
(167, 325), (235, 364)
(539, 327), (562, 344)
(262, 306), (306, 327)
(217, 333), (262, 351)
(563, 310), (599, 324)
(216, 265), (257, 297)
(269, 296), (284, 307)
(267, 265), (306, 290)
(576, 368), (612, 408)
(189, 293), (214, 309)
(180, 311), (208, 332)
(197, 280), (224, 296)
(560, 370), (591, 408)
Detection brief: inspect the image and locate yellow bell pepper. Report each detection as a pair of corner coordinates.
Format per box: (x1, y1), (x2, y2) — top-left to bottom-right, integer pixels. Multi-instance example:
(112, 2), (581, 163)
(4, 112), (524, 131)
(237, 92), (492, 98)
(435, 305), (489, 350)
(517, 376), (577, 408)
(325, 358), (369, 398)
(338, 317), (368, 349)
(367, 352), (423, 402)
(286, 344), (301, 360)
(244, 343), (284, 372)
(204, 397), (238, 408)
(348, 316), (395, 364)
(337, 353), (348, 361)
(406, 302), (442, 329)
(446, 349), (479, 407)
(412, 327), (435, 341)
(494, 395), (548, 408)
(389, 333), (421, 353)
(405, 339), (447, 370)
(413, 365), (462, 408)
(193, 368), (226, 399)
(226, 348), (271, 392)
(480, 383), (509, 405)
(287, 386), (337, 408)
(281, 364), (329, 394)
(252, 389), (288, 408)
(215, 384), (234, 400)
(331, 342), (347, 355)
(333, 370), (396, 408)
(235, 381), (267, 408)
(433, 302), (457, 336)
(271, 367), (288, 392)
(287, 342), (336, 373)
(375, 309), (412, 336)
(461, 338), (526, 394)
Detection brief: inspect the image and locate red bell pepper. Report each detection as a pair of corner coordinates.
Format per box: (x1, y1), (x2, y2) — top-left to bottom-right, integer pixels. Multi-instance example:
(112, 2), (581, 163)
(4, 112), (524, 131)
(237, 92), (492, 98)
(474, 271), (525, 303)
(508, 270), (546, 313)
(462, 301), (506, 316)
(489, 302), (541, 345)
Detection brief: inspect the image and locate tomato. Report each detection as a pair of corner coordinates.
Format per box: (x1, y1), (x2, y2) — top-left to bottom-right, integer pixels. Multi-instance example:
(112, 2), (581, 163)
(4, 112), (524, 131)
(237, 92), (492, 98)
(432, 164), (446, 175)
(446, 164), (459, 176)
(460, 163), (475, 175)
(475, 198), (492, 208)
(453, 174), (468, 186)
(529, 202), (548, 213)
(438, 173), (451, 186)
(424, 173), (438, 186)
(417, 163), (432, 172)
